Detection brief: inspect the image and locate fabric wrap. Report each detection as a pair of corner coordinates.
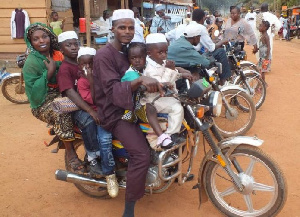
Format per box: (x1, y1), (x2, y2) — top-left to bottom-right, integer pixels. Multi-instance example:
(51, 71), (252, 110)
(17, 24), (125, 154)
(52, 97), (79, 114)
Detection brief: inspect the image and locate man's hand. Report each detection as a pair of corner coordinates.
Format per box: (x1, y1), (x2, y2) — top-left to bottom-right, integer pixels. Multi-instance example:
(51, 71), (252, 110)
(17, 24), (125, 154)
(165, 60), (175, 70)
(252, 45), (259, 54)
(157, 27), (163, 32)
(162, 16), (171, 20)
(181, 72), (193, 80)
(140, 76), (164, 96)
(88, 109), (100, 125)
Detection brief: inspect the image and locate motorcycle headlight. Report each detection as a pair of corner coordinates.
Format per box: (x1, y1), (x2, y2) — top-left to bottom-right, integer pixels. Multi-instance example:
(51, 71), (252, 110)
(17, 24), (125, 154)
(206, 91), (222, 117)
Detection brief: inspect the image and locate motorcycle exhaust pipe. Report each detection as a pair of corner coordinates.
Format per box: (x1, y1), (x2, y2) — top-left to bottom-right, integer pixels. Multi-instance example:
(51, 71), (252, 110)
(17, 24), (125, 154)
(55, 169), (126, 190)
(55, 169), (109, 187)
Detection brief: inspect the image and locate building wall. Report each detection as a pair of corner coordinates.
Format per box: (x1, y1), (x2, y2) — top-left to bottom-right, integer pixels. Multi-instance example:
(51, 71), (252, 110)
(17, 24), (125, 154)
(0, 0), (48, 53)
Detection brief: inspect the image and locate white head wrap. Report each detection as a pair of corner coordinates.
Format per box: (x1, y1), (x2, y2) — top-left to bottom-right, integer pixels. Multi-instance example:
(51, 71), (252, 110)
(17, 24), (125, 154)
(112, 9), (134, 21)
(77, 47), (96, 59)
(183, 24), (202, 38)
(145, 33), (167, 44)
(155, 4), (165, 12)
(58, 31), (78, 43)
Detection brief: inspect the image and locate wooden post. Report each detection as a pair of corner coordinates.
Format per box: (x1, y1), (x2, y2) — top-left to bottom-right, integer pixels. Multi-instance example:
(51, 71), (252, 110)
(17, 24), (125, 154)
(84, 0), (91, 46)
(121, 0), (125, 9)
(45, 0), (52, 25)
(141, 1), (144, 19)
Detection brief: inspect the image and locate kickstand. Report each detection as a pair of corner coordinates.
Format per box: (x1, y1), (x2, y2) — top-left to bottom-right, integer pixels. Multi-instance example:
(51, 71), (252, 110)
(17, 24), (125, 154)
(51, 140), (63, 153)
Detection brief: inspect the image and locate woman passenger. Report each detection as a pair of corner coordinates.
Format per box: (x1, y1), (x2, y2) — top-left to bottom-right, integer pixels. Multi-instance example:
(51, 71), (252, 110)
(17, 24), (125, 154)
(23, 23), (84, 173)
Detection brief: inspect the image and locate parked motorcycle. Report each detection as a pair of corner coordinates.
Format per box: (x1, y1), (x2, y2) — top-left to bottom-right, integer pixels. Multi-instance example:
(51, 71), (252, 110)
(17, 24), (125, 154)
(51, 71), (286, 216)
(226, 41), (267, 110)
(0, 52), (29, 104)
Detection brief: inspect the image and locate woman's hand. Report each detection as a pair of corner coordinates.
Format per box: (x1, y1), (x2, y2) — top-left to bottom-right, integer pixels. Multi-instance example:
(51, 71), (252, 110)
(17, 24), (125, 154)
(87, 108), (100, 125)
(44, 57), (56, 80)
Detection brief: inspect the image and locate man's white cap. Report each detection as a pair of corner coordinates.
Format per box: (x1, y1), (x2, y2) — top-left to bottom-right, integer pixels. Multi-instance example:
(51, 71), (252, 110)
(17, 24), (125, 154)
(183, 24), (202, 38)
(78, 47), (96, 59)
(155, 4), (165, 11)
(112, 9), (134, 21)
(146, 33), (167, 44)
(187, 12), (191, 15)
(58, 31), (78, 43)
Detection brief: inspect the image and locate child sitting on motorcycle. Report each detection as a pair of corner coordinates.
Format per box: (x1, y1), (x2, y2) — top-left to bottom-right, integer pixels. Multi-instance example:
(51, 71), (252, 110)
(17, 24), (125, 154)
(56, 32), (118, 198)
(76, 46), (119, 198)
(142, 33), (192, 145)
(121, 42), (174, 149)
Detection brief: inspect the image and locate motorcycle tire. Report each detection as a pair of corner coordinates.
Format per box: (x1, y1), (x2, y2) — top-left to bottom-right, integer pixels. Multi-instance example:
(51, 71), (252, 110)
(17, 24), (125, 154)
(64, 139), (109, 198)
(1, 76), (29, 104)
(213, 89), (256, 137)
(203, 144), (287, 217)
(235, 73), (266, 110)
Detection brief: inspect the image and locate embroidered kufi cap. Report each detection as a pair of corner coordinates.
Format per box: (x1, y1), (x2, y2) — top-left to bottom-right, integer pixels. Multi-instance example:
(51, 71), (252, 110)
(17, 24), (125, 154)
(78, 47), (96, 59)
(112, 9), (134, 21)
(183, 24), (202, 38)
(58, 31), (78, 43)
(145, 33), (167, 44)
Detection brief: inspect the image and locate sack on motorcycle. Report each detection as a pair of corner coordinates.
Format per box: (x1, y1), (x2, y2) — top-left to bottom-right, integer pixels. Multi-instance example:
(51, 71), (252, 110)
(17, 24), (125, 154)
(52, 97), (79, 114)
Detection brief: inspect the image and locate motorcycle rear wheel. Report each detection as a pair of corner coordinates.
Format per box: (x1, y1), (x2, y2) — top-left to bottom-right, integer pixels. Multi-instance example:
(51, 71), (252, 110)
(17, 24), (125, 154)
(236, 73), (266, 110)
(1, 76), (29, 104)
(213, 89), (256, 137)
(203, 145), (287, 217)
(65, 139), (109, 198)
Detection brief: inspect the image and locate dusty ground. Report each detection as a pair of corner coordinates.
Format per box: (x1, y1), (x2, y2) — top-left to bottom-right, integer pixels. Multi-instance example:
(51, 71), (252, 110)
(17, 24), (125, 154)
(0, 38), (300, 217)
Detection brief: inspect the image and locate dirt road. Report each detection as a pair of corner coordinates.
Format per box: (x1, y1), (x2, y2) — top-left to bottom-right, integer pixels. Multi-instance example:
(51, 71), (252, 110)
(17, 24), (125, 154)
(0, 39), (300, 217)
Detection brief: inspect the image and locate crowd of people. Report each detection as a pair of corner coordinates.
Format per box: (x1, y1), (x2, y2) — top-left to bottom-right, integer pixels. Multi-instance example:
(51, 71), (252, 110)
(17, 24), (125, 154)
(23, 3), (289, 217)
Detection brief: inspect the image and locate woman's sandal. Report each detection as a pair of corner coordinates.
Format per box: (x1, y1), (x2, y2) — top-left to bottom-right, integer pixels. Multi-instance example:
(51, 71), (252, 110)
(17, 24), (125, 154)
(68, 157), (85, 174)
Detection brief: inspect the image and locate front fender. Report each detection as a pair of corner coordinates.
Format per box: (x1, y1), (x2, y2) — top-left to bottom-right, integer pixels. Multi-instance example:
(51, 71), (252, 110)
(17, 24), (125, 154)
(220, 84), (247, 93)
(1, 73), (21, 83)
(197, 136), (263, 204)
(240, 61), (259, 71)
(233, 70), (260, 84)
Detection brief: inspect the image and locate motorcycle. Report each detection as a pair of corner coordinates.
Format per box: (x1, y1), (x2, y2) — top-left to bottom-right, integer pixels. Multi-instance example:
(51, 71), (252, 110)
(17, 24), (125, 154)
(176, 63), (256, 138)
(225, 41), (267, 110)
(0, 51), (29, 104)
(50, 68), (286, 216)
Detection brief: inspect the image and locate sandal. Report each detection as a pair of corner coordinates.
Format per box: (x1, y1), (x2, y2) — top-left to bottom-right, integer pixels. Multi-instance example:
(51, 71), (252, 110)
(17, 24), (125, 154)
(68, 157), (85, 174)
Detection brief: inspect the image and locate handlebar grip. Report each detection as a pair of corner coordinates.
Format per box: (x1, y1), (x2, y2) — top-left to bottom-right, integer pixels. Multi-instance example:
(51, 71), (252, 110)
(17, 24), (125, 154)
(138, 85), (147, 92)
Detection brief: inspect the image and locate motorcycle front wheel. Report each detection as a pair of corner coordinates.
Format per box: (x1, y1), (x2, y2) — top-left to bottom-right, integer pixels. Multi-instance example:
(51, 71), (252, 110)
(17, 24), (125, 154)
(64, 139), (109, 198)
(1, 76), (29, 104)
(203, 145), (287, 217)
(235, 73), (266, 110)
(213, 89), (256, 137)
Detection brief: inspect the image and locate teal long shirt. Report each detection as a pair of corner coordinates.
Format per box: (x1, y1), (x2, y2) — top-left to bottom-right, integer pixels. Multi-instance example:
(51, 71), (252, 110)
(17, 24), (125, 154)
(167, 36), (210, 68)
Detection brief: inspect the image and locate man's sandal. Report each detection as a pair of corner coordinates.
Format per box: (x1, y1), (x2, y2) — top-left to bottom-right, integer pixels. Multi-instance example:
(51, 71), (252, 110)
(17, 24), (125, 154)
(68, 157), (85, 174)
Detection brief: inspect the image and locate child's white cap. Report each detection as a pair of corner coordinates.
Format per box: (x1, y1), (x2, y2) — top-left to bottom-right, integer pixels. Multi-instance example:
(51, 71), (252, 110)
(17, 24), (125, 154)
(58, 31), (78, 43)
(145, 33), (167, 44)
(78, 47), (96, 59)
(112, 9), (134, 21)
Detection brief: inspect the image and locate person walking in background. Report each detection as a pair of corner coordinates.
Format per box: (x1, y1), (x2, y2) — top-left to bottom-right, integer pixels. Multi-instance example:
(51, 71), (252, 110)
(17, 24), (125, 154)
(245, 7), (256, 33)
(150, 4), (182, 34)
(131, 7), (145, 43)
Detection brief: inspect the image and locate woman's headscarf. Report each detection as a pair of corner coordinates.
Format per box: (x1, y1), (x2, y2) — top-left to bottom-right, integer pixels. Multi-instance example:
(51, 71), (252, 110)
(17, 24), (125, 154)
(24, 22), (60, 57)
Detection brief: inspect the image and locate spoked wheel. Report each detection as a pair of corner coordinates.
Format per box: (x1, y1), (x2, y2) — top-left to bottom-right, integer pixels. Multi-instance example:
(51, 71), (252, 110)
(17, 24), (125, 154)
(1, 76), (29, 104)
(204, 145), (287, 217)
(236, 73), (266, 110)
(64, 139), (109, 198)
(213, 89), (256, 137)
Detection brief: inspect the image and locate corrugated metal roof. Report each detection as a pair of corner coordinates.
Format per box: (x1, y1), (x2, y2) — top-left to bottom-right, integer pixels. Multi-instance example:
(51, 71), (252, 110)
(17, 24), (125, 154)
(144, 0), (193, 6)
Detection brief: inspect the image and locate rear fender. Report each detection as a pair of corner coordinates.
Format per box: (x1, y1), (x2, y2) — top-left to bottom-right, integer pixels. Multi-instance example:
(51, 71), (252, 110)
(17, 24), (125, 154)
(197, 136), (263, 204)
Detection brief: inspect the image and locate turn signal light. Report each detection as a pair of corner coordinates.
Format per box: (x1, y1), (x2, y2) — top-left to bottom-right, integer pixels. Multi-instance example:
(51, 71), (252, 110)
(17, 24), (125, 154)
(196, 106), (205, 118)
(237, 61), (240, 67)
(209, 76), (215, 82)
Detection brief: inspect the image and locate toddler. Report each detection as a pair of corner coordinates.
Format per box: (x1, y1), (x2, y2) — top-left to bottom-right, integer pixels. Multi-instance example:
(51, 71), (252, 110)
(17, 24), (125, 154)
(50, 11), (65, 36)
(258, 20), (271, 84)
